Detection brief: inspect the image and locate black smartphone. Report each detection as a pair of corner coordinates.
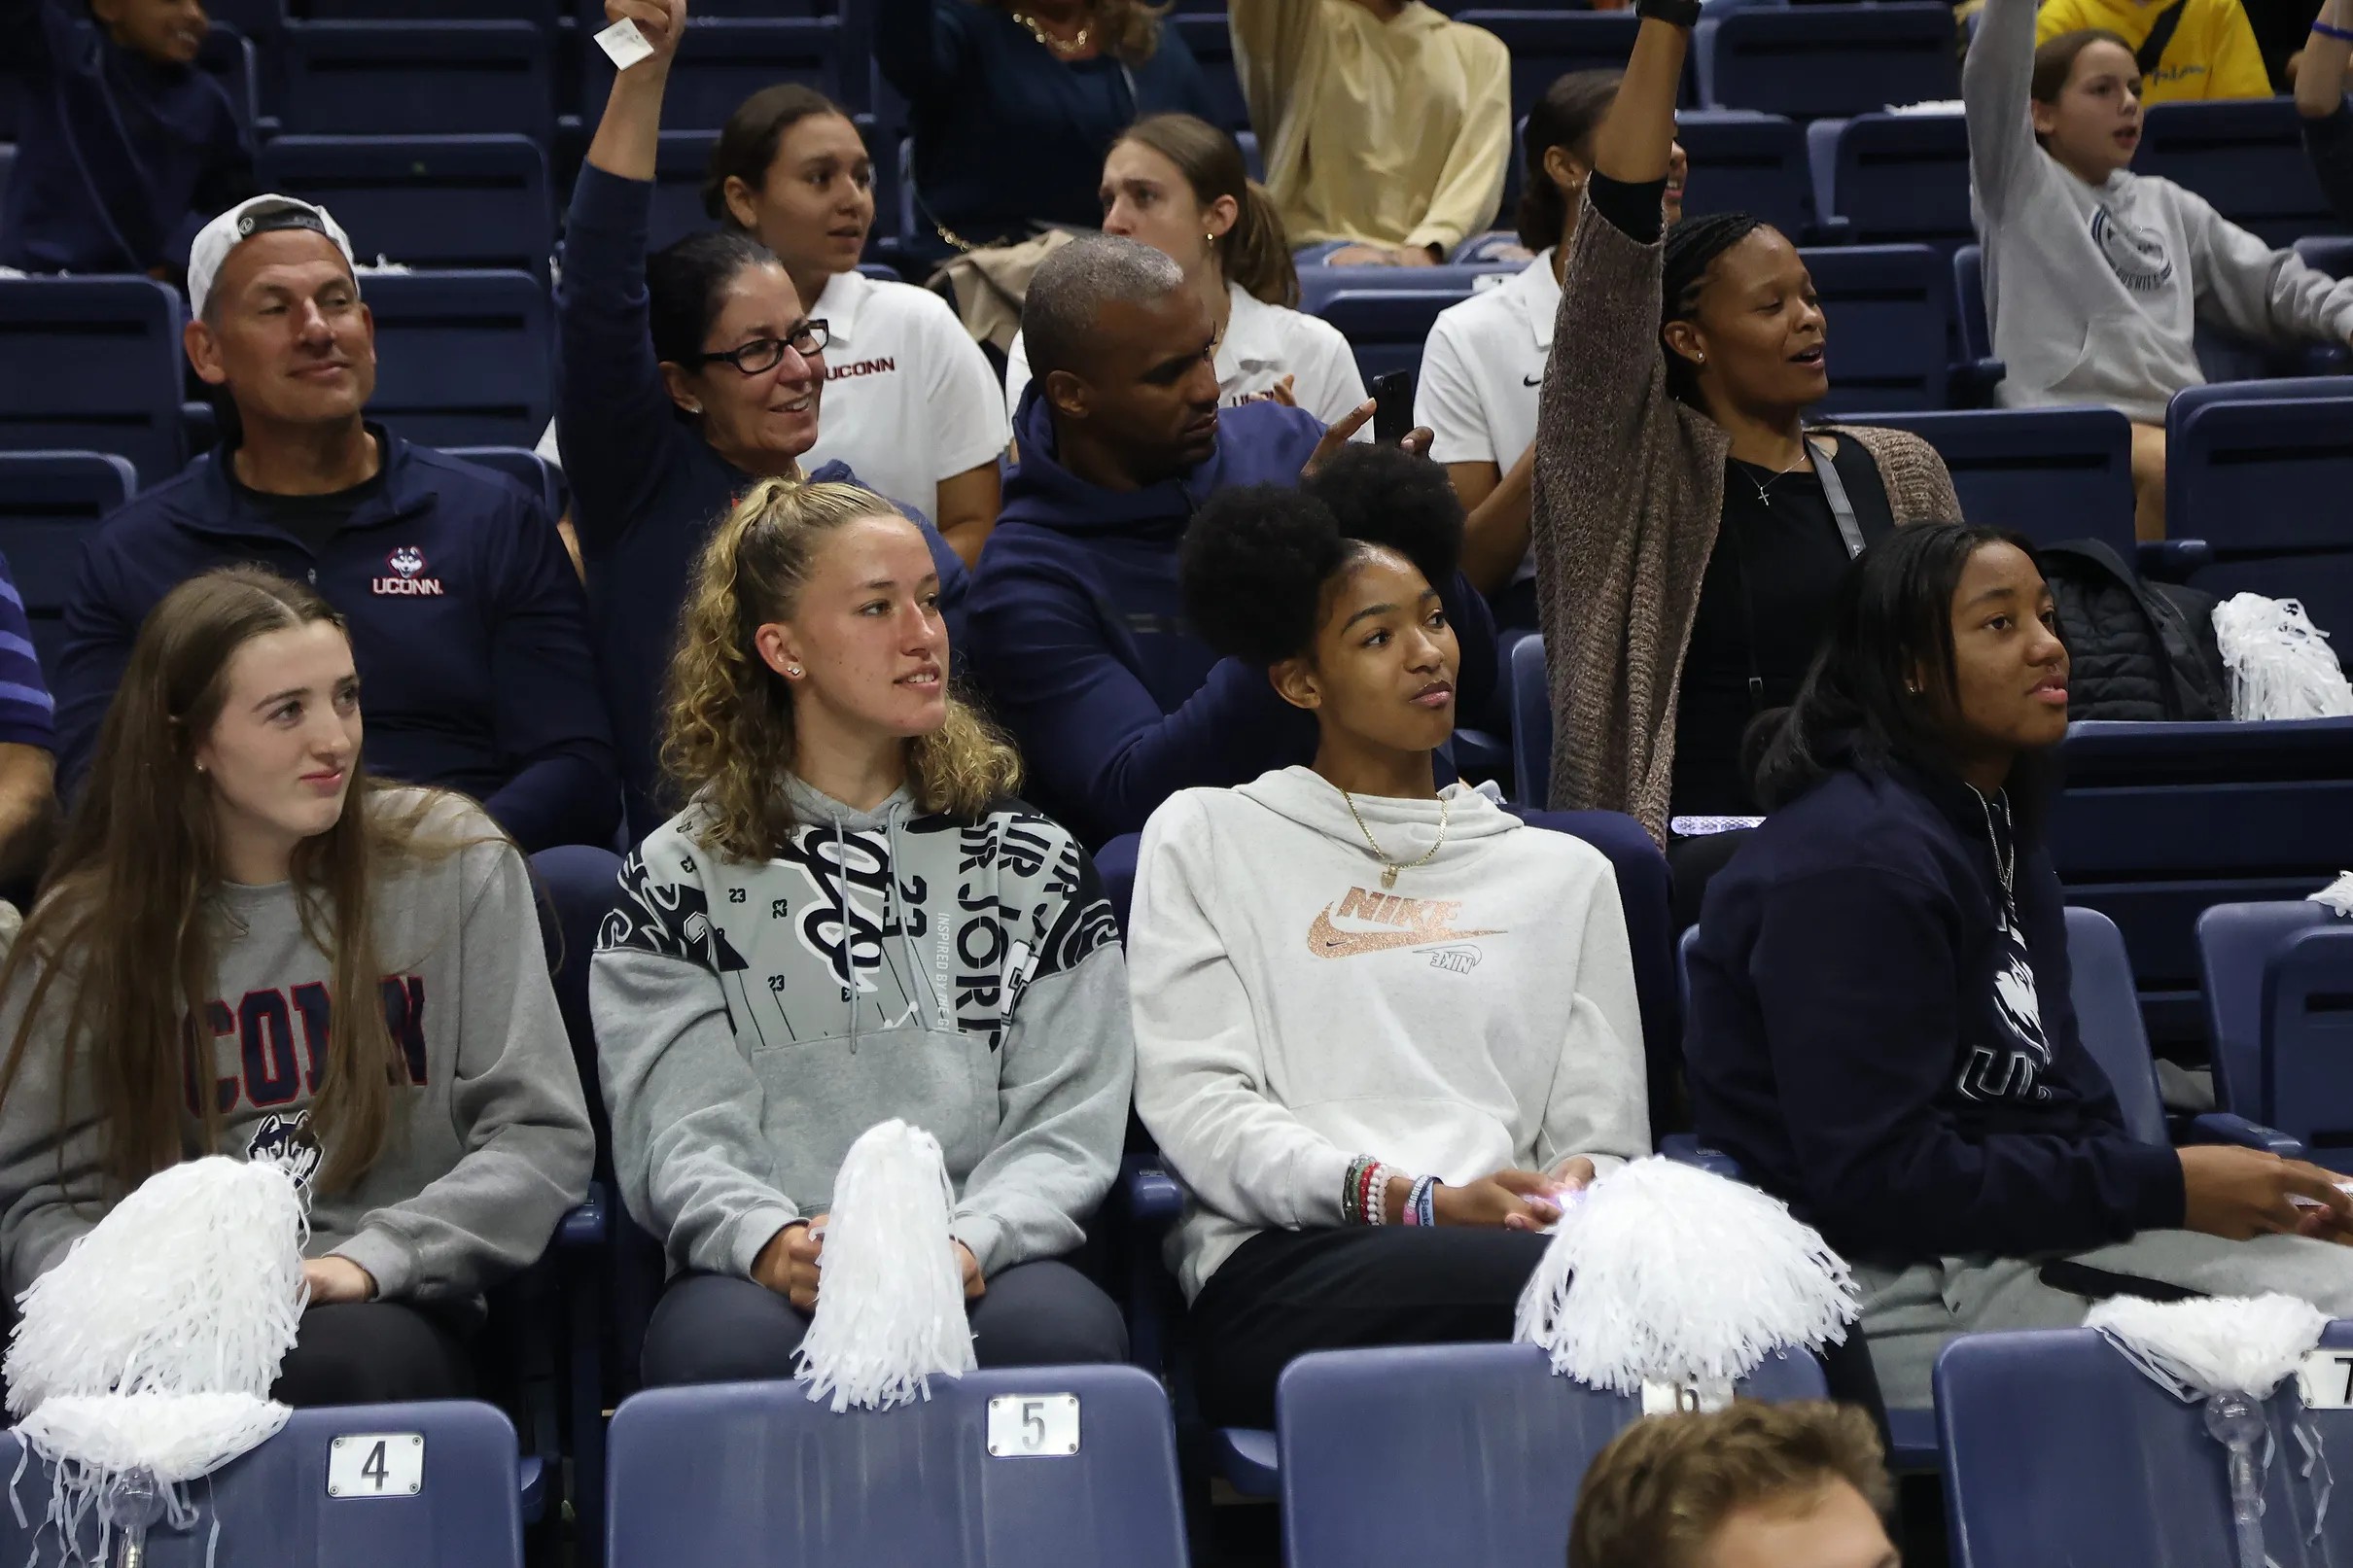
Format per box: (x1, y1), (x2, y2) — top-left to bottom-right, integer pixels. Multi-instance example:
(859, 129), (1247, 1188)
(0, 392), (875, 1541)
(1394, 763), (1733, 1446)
(1370, 369), (1415, 447)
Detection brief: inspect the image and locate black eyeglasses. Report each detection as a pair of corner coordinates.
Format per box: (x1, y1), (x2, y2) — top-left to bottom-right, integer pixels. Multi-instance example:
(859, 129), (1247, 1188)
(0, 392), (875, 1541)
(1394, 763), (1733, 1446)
(698, 320), (829, 374)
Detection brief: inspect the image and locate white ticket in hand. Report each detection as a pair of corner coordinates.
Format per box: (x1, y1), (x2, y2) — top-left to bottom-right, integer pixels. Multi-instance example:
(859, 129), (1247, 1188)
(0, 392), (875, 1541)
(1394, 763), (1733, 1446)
(594, 17), (655, 70)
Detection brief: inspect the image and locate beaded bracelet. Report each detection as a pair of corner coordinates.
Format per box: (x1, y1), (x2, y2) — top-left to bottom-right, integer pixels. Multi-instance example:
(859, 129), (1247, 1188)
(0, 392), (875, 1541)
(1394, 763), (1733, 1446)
(1341, 1155), (1377, 1225)
(1362, 1162), (1394, 1226)
(2316, 19), (2353, 40)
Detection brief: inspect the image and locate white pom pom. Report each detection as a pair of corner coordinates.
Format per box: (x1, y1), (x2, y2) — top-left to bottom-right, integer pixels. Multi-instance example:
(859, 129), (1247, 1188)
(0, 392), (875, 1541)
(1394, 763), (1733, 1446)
(7, 1156), (306, 1414)
(2089, 1293), (2329, 1401)
(794, 1120), (975, 1412)
(2310, 873), (2353, 918)
(2213, 595), (2353, 722)
(1514, 1157), (1857, 1393)
(18, 1393), (290, 1485)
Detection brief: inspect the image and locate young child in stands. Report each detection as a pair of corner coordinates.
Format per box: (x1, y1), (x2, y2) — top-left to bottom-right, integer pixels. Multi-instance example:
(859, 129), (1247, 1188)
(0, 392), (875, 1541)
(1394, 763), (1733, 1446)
(1128, 445), (1649, 1429)
(594, 477), (1132, 1386)
(0, 0), (255, 280)
(0, 568), (594, 1407)
(1967, 0), (2353, 539)
(1685, 523), (2353, 1415)
(1570, 1402), (1898, 1568)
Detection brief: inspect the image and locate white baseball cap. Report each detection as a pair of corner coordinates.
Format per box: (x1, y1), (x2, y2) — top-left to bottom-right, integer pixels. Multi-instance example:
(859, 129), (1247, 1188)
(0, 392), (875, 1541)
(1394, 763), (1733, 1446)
(187, 194), (358, 321)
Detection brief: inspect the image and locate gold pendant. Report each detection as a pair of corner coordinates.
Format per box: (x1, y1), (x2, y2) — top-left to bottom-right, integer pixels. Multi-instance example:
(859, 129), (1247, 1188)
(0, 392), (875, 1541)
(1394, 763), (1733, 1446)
(1380, 866), (1399, 889)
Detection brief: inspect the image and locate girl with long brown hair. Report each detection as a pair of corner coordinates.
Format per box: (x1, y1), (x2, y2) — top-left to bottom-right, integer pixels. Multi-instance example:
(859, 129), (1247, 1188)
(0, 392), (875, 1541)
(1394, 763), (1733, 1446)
(593, 477), (1134, 1385)
(0, 568), (594, 1406)
(1002, 113), (1369, 429)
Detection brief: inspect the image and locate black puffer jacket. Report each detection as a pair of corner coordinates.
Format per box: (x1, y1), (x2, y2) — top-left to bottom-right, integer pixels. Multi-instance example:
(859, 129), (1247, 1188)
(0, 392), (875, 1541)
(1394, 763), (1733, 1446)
(2043, 541), (2229, 722)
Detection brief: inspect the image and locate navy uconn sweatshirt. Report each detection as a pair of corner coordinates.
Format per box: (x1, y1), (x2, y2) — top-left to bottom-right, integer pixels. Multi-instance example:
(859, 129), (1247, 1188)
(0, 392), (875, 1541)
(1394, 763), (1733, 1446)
(1683, 752), (2186, 1265)
(54, 433), (620, 854)
(0, 0), (253, 275)
(968, 388), (1497, 849)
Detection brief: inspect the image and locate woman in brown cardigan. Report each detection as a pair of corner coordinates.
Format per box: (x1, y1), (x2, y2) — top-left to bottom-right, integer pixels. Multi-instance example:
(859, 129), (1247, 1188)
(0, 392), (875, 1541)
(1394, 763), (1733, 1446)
(1528, 9), (1961, 906)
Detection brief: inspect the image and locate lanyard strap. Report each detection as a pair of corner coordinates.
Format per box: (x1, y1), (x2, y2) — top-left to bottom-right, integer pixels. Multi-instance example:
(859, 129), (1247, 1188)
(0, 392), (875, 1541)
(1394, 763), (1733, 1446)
(1809, 436), (1866, 559)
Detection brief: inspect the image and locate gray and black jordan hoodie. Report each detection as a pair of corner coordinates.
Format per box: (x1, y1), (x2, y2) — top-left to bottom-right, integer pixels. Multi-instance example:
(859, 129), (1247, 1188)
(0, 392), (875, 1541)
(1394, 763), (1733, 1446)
(592, 778), (1132, 1281)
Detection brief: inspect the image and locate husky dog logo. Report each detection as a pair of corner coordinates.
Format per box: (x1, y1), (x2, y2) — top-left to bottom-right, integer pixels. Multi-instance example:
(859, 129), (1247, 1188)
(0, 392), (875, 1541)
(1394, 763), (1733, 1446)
(1957, 907), (2055, 1103)
(373, 545), (445, 597)
(246, 1110), (323, 1191)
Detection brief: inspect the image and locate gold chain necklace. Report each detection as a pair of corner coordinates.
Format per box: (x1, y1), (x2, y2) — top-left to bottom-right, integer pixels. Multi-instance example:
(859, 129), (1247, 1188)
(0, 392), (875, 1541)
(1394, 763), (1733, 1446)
(1340, 785), (1450, 889)
(1009, 9), (1092, 54)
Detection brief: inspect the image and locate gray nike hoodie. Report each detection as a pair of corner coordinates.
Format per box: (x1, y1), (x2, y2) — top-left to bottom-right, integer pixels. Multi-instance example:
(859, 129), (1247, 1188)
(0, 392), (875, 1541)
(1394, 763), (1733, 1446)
(1967, 0), (2353, 423)
(1128, 767), (1651, 1302)
(592, 779), (1132, 1281)
(0, 788), (595, 1311)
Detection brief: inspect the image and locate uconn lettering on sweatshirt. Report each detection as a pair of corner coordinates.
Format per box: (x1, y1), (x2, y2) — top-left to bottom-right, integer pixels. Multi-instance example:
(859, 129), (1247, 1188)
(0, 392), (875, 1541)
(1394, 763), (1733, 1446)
(181, 977), (430, 1114)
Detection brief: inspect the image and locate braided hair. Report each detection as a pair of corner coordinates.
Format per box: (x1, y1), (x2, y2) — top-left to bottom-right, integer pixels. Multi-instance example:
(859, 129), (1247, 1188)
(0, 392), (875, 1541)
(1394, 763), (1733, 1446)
(1659, 211), (1765, 406)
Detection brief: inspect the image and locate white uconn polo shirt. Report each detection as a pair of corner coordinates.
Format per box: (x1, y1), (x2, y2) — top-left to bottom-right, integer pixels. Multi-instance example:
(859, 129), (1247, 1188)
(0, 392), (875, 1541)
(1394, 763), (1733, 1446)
(537, 267), (1008, 520)
(1002, 280), (1370, 435)
(1412, 250), (1559, 586)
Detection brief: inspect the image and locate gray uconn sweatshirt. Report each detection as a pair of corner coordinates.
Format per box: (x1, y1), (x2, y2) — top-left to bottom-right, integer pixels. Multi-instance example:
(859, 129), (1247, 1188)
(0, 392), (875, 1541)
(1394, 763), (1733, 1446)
(0, 789), (595, 1308)
(1966, 0), (2353, 424)
(592, 780), (1132, 1280)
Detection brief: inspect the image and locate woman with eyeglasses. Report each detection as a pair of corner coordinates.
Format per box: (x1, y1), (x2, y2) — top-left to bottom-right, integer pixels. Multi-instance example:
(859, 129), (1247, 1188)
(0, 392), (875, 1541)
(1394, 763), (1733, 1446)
(559, 0), (970, 837)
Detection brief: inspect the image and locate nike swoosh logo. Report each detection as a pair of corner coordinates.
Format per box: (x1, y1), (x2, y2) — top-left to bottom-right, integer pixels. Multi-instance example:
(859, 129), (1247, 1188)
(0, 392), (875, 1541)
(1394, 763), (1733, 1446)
(1523, 374), (1542, 386)
(1307, 907), (1502, 958)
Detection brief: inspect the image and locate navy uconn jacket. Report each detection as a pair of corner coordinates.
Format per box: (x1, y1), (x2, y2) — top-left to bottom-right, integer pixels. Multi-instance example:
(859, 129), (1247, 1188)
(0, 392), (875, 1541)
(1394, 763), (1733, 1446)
(1682, 750), (2186, 1266)
(54, 431), (619, 853)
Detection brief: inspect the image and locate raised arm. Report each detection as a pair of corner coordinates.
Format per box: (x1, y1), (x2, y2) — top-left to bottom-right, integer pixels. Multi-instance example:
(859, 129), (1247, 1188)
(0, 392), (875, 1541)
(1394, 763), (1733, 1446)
(2300, 0), (2353, 227)
(557, 0), (688, 555)
(1961, 0), (2046, 224)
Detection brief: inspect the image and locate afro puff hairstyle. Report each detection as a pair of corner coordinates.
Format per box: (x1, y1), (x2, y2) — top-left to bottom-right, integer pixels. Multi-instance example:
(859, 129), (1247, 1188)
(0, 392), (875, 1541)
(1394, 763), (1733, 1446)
(1181, 443), (1466, 669)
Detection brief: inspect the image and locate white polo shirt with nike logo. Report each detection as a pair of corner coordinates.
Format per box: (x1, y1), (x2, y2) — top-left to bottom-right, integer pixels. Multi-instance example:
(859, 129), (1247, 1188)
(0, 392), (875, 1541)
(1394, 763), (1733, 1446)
(1413, 251), (1560, 587)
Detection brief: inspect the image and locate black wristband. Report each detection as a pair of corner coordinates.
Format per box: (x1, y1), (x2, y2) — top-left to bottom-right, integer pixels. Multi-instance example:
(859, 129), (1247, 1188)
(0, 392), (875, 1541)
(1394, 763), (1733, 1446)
(1636, 0), (1704, 28)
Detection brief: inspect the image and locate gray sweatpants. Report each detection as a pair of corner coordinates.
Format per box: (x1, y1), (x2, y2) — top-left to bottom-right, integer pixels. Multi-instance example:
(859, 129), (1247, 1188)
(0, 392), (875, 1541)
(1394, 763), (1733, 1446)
(1858, 1230), (2353, 1410)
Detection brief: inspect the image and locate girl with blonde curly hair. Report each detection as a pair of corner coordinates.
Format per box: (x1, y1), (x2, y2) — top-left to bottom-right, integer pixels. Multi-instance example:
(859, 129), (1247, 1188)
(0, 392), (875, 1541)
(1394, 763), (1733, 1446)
(593, 477), (1135, 1385)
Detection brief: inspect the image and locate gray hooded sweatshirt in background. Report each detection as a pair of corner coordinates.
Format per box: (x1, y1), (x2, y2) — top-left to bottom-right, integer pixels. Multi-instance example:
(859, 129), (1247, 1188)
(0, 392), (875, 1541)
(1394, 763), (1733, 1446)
(592, 779), (1132, 1282)
(0, 788), (596, 1311)
(1966, 0), (2353, 424)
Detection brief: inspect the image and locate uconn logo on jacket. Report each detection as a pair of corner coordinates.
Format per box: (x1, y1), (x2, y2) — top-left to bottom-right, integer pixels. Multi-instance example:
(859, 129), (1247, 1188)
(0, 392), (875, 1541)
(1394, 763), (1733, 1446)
(1956, 904), (2054, 1104)
(182, 976), (431, 1115)
(372, 545), (445, 597)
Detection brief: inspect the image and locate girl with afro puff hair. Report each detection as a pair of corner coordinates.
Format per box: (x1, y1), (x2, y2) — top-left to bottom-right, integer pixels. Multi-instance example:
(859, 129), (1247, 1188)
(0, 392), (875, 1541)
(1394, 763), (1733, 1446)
(1125, 444), (1650, 1430)
(1525, 13), (1961, 900)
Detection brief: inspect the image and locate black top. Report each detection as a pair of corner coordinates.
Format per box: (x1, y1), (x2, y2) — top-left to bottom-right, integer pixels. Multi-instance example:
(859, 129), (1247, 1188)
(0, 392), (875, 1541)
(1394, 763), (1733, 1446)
(225, 461), (389, 561)
(1583, 169), (1898, 818)
(2304, 100), (2353, 229)
(1672, 446), (1894, 816)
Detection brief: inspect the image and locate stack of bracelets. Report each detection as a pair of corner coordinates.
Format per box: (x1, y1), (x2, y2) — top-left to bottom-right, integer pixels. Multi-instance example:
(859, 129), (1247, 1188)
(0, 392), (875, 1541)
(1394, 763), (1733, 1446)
(1341, 1155), (1442, 1226)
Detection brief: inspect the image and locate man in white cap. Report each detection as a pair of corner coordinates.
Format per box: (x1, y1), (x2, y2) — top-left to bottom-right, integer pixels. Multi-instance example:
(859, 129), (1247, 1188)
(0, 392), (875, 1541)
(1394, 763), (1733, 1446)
(52, 194), (621, 858)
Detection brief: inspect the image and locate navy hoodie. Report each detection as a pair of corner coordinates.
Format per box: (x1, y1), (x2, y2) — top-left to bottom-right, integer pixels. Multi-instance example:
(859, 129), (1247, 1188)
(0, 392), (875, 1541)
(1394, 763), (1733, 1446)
(54, 431), (621, 854)
(0, 0), (253, 275)
(967, 388), (1496, 849)
(1683, 751), (2185, 1266)
(556, 164), (968, 839)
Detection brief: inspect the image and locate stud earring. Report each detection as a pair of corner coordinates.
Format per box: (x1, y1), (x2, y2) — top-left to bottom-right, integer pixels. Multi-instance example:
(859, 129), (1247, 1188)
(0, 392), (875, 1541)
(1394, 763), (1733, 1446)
(785, 665), (803, 679)
(686, 402), (703, 415)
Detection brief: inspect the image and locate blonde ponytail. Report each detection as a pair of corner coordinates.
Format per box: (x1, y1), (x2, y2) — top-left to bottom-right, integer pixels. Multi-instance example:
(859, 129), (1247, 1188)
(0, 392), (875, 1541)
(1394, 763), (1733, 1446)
(659, 478), (1023, 861)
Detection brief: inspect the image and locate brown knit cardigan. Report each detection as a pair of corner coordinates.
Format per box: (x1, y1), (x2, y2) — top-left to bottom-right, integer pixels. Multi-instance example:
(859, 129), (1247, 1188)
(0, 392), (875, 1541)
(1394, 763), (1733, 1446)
(1528, 192), (1963, 844)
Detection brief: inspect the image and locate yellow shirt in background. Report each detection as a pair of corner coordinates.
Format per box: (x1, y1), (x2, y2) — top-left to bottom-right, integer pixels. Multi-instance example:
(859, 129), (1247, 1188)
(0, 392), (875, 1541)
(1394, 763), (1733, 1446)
(2032, 0), (2273, 103)
(1231, 0), (1511, 254)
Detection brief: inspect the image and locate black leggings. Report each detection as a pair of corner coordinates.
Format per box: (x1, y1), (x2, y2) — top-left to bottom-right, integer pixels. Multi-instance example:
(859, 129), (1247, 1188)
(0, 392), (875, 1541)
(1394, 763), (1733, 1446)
(269, 1303), (475, 1407)
(1189, 1227), (1553, 1429)
(639, 1257), (1129, 1387)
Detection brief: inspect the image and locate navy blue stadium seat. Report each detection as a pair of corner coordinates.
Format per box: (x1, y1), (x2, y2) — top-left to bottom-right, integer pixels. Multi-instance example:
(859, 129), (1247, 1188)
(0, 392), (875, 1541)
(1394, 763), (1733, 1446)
(1953, 242), (1990, 364)
(2297, 234), (2353, 277)
(1801, 243), (1949, 415)
(647, 130), (720, 253)
(298, 0), (563, 17)
(1279, 1344), (1830, 1568)
(282, 21), (554, 142)
(2198, 900), (2353, 1171)
(195, 22), (262, 139)
(1294, 261), (1515, 315)
(578, 0), (830, 20)
(2165, 382), (2353, 643)
(1510, 633), (1551, 809)
(0, 451), (136, 675)
(260, 135), (554, 282)
(1939, 1323), (2353, 1568)
(586, 17), (847, 138)
(1317, 289), (1459, 391)
(1457, 12), (1641, 123)
(0, 1402), (524, 1567)
(1696, 5), (1960, 122)
(2137, 97), (2346, 248)
(1171, 14), (1248, 133)
(0, 277), (188, 488)
(2052, 716), (2353, 1044)
(0, 148), (15, 213)
(359, 271), (553, 451)
(448, 446), (562, 522)
(1856, 406), (2137, 557)
(1806, 111), (1972, 249)
(1676, 109), (1810, 237)
(606, 1366), (1188, 1568)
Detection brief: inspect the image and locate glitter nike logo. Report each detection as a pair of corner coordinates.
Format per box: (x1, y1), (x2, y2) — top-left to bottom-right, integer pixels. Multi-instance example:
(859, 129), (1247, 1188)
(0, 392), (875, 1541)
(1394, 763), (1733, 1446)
(1306, 886), (1503, 959)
